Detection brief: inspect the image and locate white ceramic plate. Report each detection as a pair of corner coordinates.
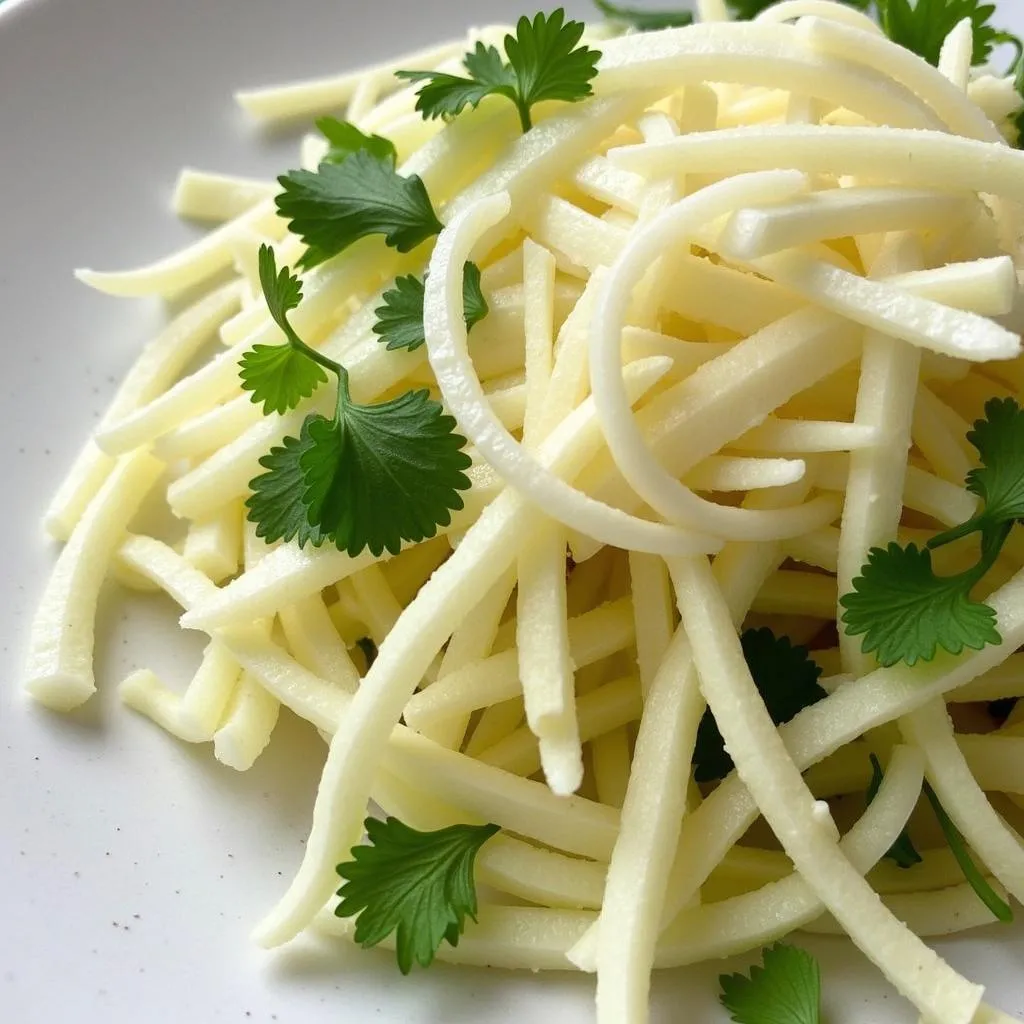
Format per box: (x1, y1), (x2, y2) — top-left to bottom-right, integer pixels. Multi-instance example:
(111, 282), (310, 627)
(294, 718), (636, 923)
(4, 1), (1024, 1021)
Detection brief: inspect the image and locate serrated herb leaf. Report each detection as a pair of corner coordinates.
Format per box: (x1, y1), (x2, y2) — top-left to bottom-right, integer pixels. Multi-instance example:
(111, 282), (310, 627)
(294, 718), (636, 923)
(397, 9), (599, 132)
(591, 0), (693, 30)
(867, 754), (923, 869)
(875, 0), (1009, 67)
(840, 542), (1001, 667)
(693, 629), (826, 783)
(300, 387), (472, 557)
(316, 116), (397, 165)
(335, 817), (500, 974)
(719, 943), (821, 1024)
(964, 397), (1024, 526)
(372, 262), (489, 352)
(276, 149), (443, 268)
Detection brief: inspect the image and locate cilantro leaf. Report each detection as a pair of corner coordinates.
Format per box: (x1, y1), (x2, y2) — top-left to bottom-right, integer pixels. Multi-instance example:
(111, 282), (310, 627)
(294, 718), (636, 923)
(299, 385), (472, 558)
(923, 782), (1014, 923)
(591, 0), (693, 30)
(315, 116), (397, 166)
(876, 0), (1004, 66)
(964, 397), (1024, 527)
(397, 9), (600, 133)
(245, 423), (326, 549)
(693, 629), (826, 783)
(276, 150), (443, 268)
(335, 817), (500, 974)
(867, 754), (923, 869)
(727, 0), (867, 15)
(840, 542), (1001, 667)
(373, 262), (489, 352)
(719, 943), (822, 1024)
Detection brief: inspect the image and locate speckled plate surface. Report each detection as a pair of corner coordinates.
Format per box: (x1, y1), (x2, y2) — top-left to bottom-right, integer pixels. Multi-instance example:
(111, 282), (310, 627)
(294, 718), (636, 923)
(3, 1), (1024, 1021)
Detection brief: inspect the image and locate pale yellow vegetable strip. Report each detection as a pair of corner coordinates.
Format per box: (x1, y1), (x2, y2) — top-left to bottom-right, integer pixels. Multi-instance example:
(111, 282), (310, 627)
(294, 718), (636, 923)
(183, 500), (243, 584)
(951, 656), (1024, 702)
(901, 701), (1024, 904)
(720, 186), (970, 261)
(671, 555), (982, 1022)
(25, 451), (165, 711)
(119, 670), (190, 737)
(751, 571), (835, 618)
(628, 553), (673, 700)
(573, 155), (647, 215)
(44, 282), (242, 540)
(526, 196), (628, 275)
(797, 16), (1001, 142)
(252, 360), (673, 947)
(174, 640), (244, 741)
(234, 39), (466, 121)
(477, 676), (641, 777)
(804, 880), (1009, 938)
(180, 467), (503, 631)
(172, 169), (277, 222)
(754, 0), (881, 31)
(610, 125), (1024, 203)
(595, 23), (937, 129)
(661, 564), (1024, 930)
(464, 701), (524, 758)
(837, 237), (922, 672)
(421, 569), (516, 751)
(658, 745), (925, 964)
(913, 383), (976, 485)
(77, 199), (285, 298)
(155, 395), (259, 462)
(938, 19), (973, 89)
(732, 418), (877, 453)
(350, 565), (403, 646)
(591, 728), (632, 809)
(279, 596), (360, 695)
(403, 598), (635, 731)
(318, 905), (592, 971)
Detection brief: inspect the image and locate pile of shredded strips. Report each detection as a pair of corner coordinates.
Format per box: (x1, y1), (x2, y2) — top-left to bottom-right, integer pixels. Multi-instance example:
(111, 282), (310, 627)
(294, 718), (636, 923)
(29, 0), (1024, 1020)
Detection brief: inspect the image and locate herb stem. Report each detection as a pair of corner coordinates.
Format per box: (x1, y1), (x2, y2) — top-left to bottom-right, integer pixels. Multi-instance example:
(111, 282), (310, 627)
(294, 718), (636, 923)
(516, 99), (533, 132)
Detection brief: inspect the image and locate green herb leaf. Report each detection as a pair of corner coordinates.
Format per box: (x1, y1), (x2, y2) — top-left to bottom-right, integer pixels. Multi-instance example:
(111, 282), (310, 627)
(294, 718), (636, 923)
(316, 116), (397, 165)
(867, 754), (923, 869)
(335, 817), (500, 974)
(727, 0), (868, 15)
(964, 397), (1024, 527)
(239, 246), (329, 414)
(923, 782), (1014, 922)
(276, 150), (443, 268)
(875, 0), (1008, 66)
(840, 542), (1001, 667)
(719, 943), (822, 1024)
(693, 629), (826, 783)
(397, 9), (600, 132)
(299, 386), (472, 558)
(591, 0), (693, 30)
(245, 422), (326, 549)
(373, 262), (489, 352)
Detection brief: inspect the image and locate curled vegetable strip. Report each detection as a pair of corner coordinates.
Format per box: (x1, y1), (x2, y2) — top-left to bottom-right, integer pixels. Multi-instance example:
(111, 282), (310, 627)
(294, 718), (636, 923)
(423, 190), (721, 556)
(590, 168), (841, 541)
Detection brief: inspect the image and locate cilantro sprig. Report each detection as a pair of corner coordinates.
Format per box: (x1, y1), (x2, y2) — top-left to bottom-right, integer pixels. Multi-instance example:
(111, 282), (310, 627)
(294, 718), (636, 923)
(335, 816), (500, 974)
(591, 0), (693, 30)
(693, 629), (826, 783)
(373, 262), (489, 352)
(923, 782), (1013, 922)
(867, 754), (923, 869)
(397, 9), (600, 133)
(842, 398), (1024, 668)
(875, 0), (1011, 67)
(316, 116), (397, 165)
(241, 246), (473, 557)
(719, 943), (822, 1024)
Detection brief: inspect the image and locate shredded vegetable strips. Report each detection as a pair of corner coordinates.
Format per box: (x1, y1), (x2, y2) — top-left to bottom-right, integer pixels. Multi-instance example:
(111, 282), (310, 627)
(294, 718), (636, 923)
(27, 3), (1024, 1024)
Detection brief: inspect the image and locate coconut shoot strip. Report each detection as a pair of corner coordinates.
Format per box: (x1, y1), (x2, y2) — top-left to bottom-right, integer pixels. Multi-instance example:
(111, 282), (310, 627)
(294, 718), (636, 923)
(671, 555), (982, 1023)
(251, 359), (676, 948)
(731, 418), (877, 453)
(656, 745), (925, 966)
(420, 569), (516, 751)
(183, 500), (243, 584)
(594, 22), (937, 130)
(172, 170), (277, 223)
(628, 553), (673, 700)
(279, 595), (361, 695)
(424, 192), (720, 557)
(403, 598), (635, 731)
(836, 235), (922, 672)
(805, 880), (1009, 939)
(660, 563), (1024, 932)
(900, 701), (1024, 904)
(515, 237), (580, 794)
(719, 186), (971, 261)
(44, 282), (242, 540)
(77, 199), (286, 298)
(25, 451), (165, 712)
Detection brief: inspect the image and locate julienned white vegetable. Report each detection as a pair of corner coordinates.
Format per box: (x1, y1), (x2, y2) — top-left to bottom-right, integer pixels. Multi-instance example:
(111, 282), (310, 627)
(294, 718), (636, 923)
(28, 5), (1024, 1024)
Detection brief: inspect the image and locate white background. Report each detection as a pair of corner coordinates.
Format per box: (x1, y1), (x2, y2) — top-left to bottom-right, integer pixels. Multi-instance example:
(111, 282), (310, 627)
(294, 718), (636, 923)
(2, 1), (1024, 1021)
